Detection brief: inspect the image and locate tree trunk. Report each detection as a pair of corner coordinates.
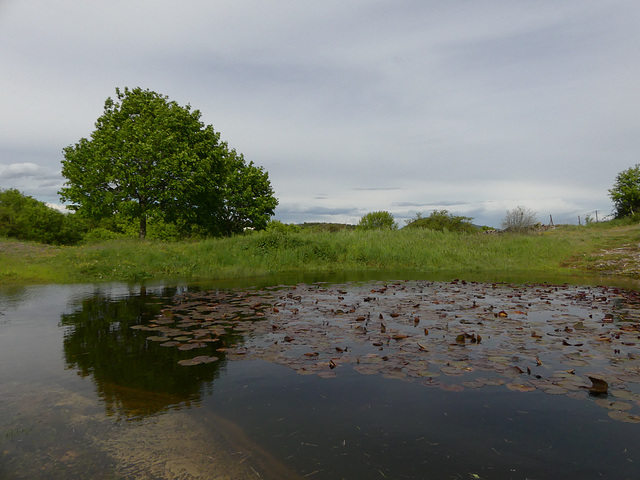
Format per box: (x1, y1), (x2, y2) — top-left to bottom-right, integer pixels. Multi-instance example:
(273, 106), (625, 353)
(139, 215), (147, 239)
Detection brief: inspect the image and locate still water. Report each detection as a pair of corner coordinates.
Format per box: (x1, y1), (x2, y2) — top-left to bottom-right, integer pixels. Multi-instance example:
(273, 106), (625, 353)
(1, 274), (640, 480)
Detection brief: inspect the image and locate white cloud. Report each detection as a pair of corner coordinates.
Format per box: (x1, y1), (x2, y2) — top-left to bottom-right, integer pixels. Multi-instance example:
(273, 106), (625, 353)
(0, 162), (64, 202)
(0, 0), (637, 228)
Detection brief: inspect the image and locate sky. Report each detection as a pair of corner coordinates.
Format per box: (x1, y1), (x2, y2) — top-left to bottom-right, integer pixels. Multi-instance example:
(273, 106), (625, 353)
(1, 1), (639, 228)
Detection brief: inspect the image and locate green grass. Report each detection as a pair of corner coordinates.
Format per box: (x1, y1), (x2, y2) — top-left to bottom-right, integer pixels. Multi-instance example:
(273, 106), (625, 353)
(4, 222), (637, 285)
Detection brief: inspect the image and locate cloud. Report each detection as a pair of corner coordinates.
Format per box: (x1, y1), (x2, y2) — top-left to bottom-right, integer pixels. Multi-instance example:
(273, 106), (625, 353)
(392, 201), (470, 208)
(0, 162), (42, 179)
(0, 1), (634, 230)
(46, 202), (71, 213)
(0, 162), (64, 202)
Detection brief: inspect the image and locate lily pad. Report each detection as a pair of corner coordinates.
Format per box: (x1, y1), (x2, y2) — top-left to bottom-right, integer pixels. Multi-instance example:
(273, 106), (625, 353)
(506, 383), (536, 392)
(608, 411), (640, 423)
(146, 336), (168, 342)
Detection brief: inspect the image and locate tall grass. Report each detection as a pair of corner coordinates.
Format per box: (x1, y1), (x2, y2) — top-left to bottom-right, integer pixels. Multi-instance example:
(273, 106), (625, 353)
(2, 225), (616, 285)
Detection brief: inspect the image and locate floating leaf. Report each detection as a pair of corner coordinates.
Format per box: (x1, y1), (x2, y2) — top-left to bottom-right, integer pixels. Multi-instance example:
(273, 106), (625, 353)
(585, 376), (609, 395)
(611, 390), (639, 401)
(146, 336), (168, 342)
(541, 385), (569, 395)
(440, 366), (465, 376)
(608, 411), (640, 423)
(506, 383), (536, 392)
(173, 335), (192, 342)
(177, 358), (198, 366)
(177, 342), (206, 351)
(595, 399), (632, 410)
(192, 355), (219, 364)
(439, 384), (464, 392)
(296, 368), (316, 376)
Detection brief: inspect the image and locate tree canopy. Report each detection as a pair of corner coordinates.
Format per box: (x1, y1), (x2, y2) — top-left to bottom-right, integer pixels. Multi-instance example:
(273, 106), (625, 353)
(60, 87), (277, 238)
(609, 165), (640, 219)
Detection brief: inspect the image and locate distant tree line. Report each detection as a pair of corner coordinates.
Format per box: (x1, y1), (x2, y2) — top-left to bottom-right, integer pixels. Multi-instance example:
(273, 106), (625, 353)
(0, 188), (84, 245)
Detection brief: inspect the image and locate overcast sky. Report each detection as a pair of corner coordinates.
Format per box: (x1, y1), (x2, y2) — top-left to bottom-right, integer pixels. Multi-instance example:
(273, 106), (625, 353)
(1, 1), (639, 227)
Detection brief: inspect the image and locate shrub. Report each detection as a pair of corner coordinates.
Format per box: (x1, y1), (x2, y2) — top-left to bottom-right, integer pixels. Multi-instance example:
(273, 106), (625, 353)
(0, 188), (85, 245)
(357, 211), (398, 230)
(266, 220), (300, 234)
(82, 227), (123, 244)
(404, 210), (476, 233)
(501, 206), (538, 232)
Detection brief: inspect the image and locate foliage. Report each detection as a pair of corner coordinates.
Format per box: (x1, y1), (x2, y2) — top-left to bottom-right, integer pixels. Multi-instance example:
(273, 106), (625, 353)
(0, 188), (84, 245)
(266, 220), (300, 234)
(404, 210), (476, 233)
(357, 211), (398, 230)
(298, 222), (355, 233)
(501, 206), (538, 232)
(4, 223), (622, 285)
(60, 87), (277, 238)
(609, 164), (640, 219)
(82, 227), (124, 244)
(184, 150), (278, 236)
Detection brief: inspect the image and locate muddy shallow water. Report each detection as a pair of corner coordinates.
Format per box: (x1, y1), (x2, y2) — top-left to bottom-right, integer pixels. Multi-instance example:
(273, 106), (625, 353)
(2, 274), (640, 479)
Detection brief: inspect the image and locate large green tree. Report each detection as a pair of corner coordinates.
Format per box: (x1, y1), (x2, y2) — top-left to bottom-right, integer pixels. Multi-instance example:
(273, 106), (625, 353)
(609, 165), (640, 218)
(60, 87), (277, 238)
(172, 148), (277, 236)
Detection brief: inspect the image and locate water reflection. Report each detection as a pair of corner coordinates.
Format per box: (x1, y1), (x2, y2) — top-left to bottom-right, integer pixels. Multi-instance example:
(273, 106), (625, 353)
(3, 277), (640, 479)
(59, 285), (239, 419)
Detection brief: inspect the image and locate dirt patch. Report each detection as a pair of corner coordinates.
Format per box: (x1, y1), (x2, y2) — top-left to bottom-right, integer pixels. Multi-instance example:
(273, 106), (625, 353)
(588, 243), (640, 277)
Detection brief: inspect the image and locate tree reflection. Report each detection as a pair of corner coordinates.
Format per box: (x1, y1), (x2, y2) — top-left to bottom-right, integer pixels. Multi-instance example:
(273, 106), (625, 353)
(60, 286), (237, 419)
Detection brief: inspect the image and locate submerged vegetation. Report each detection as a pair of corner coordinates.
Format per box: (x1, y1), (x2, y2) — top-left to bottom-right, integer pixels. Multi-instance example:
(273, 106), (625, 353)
(2, 220), (640, 285)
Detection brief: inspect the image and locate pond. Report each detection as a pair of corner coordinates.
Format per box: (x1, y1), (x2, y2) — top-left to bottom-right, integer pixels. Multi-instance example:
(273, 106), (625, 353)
(2, 272), (640, 479)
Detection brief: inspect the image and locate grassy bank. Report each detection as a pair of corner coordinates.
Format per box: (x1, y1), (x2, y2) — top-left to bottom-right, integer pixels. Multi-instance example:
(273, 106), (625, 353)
(3, 222), (639, 285)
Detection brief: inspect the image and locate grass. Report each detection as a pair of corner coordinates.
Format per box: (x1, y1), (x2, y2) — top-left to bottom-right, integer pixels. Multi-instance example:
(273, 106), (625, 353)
(1, 222), (639, 285)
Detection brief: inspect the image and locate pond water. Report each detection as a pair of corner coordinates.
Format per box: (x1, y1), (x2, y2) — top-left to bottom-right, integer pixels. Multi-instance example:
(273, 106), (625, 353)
(2, 273), (640, 479)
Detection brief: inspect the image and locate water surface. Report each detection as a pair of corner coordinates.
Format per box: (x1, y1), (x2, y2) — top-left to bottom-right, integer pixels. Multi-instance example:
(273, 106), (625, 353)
(1, 274), (640, 479)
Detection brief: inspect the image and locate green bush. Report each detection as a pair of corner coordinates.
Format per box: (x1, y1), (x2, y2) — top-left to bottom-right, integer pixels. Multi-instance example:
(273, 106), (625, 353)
(357, 211), (398, 230)
(404, 210), (476, 233)
(0, 189), (85, 245)
(266, 220), (300, 234)
(82, 227), (123, 244)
